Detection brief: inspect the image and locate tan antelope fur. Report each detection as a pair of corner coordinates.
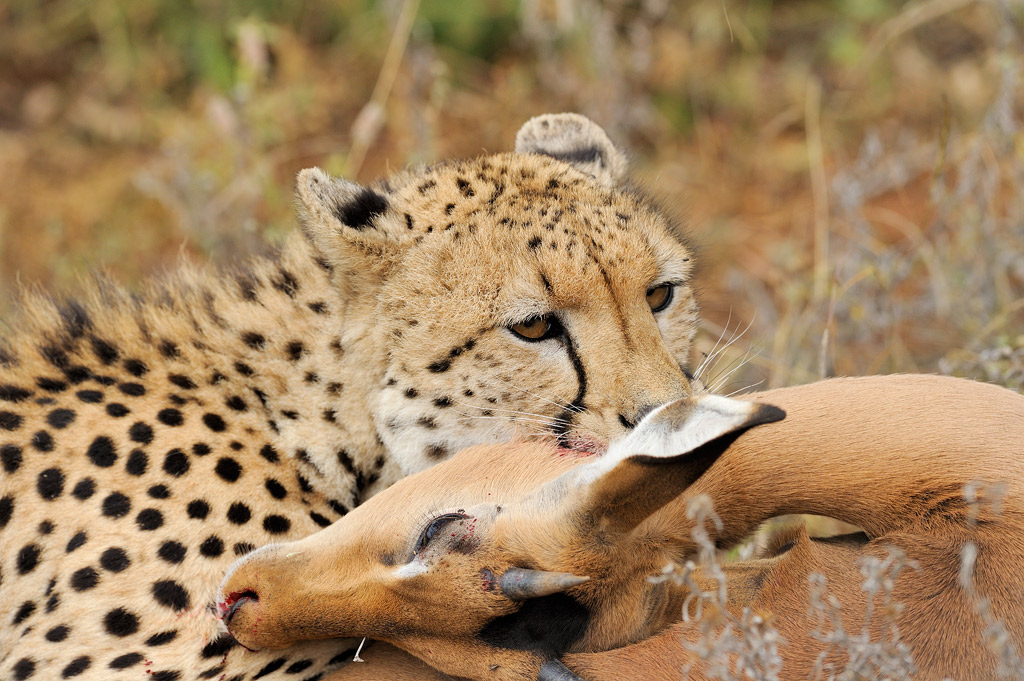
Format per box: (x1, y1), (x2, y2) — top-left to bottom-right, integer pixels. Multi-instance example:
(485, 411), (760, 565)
(218, 373), (1024, 681)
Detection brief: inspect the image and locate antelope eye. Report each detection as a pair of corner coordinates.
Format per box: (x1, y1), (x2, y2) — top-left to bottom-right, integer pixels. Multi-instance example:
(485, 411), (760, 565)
(646, 283), (675, 313)
(413, 512), (467, 555)
(509, 315), (562, 342)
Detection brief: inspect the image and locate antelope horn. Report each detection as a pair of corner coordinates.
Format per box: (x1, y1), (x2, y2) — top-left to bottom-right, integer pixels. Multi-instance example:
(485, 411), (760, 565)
(538, 659), (586, 681)
(499, 568), (590, 600)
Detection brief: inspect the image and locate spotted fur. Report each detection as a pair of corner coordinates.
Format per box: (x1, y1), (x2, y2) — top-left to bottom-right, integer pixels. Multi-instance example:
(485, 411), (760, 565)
(0, 114), (699, 680)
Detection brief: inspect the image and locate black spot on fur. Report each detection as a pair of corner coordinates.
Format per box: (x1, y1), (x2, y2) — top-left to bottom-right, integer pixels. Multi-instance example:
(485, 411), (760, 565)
(201, 634), (238, 658)
(0, 495), (12, 528)
(61, 655), (91, 678)
(1, 444), (22, 473)
(263, 514), (291, 534)
(428, 359), (451, 373)
(215, 457), (242, 482)
(37, 468), (65, 500)
(335, 188), (389, 229)
(264, 478), (287, 499)
(227, 502), (251, 525)
(159, 340), (180, 359)
(100, 547), (130, 572)
(118, 382), (145, 396)
(307, 300), (328, 315)
(425, 444), (449, 460)
(152, 579), (190, 611)
(76, 389), (103, 403)
(149, 671), (180, 681)
(157, 541), (187, 564)
(199, 535), (224, 557)
(186, 499), (210, 519)
(0, 384), (32, 402)
(272, 268), (300, 298)
(101, 492), (131, 518)
(104, 607), (139, 636)
(66, 531), (86, 552)
(203, 413), (227, 432)
(46, 408), (75, 429)
(30, 430), (53, 452)
(168, 374), (196, 390)
(233, 542), (256, 556)
(234, 361), (255, 377)
(87, 436), (117, 467)
(148, 484), (170, 499)
(225, 395), (247, 411)
(125, 450), (148, 476)
(136, 508), (164, 531)
(91, 338), (119, 365)
(109, 653), (144, 669)
(123, 359), (148, 377)
(71, 477), (95, 500)
(241, 332), (265, 350)
(404, 387), (418, 398)
(12, 658), (36, 680)
(157, 408), (184, 426)
(128, 421), (154, 444)
(310, 510), (332, 527)
(253, 657), (288, 679)
(259, 444), (280, 463)
(37, 376), (68, 392)
(163, 449), (190, 476)
(46, 624), (70, 641)
(286, 340), (305, 361)
(0, 410), (23, 430)
(286, 660), (315, 674)
(145, 630), (178, 646)
(12, 600), (36, 624)
(106, 403), (129, 417)
(69, 567), (99, 590)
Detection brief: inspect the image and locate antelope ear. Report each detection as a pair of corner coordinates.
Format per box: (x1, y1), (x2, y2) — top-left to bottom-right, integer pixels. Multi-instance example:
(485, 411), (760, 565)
(514, 113), (628, 186)
(577, 395), (785, 533)
(295, 167), (405, 278)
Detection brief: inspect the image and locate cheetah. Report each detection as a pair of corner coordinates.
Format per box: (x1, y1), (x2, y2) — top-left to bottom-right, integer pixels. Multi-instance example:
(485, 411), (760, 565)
(0, 113), (700, 681)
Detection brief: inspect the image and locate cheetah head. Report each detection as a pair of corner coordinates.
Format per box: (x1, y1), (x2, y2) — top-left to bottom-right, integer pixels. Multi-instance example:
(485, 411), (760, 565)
(298, 114), (700, 474)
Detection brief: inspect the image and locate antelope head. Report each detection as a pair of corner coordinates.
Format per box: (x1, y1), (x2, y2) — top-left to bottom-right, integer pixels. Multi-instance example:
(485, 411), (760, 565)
(217, 393), (784, 680)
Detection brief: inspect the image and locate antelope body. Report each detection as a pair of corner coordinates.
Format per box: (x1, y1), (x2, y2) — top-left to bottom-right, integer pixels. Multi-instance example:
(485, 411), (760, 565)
(219, 375), (1024, 681)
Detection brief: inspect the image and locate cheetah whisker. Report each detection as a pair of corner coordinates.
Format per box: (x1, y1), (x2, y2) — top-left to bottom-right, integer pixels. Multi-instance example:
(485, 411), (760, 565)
(707, 344), (761, 395)
(694, 309), (734, 381)
(492, 376), (585, 414)
(698, 316), (757, 388)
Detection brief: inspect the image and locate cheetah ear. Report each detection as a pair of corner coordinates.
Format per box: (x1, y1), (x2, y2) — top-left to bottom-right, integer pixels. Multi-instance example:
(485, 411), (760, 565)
(514, 113), (628, 187)
(295, 167), (405, 276)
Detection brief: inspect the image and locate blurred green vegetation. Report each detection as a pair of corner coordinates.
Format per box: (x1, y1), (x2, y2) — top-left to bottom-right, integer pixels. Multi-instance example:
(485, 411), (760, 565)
(0, 0), (1022, 390)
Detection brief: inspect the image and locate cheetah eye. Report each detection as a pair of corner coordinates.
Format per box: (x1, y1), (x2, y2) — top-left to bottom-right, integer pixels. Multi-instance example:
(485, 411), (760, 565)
(413, 512), (468, 555)
(509, 315), (563, 342)
(646, 283), (675, 313)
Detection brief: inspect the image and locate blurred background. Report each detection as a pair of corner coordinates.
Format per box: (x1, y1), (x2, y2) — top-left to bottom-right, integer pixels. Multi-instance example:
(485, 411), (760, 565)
(1, 0), (1022, 392)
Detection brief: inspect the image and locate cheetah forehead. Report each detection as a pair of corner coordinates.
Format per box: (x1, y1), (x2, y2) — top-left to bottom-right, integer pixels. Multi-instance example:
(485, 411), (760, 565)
(378, 153), (680, 241)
